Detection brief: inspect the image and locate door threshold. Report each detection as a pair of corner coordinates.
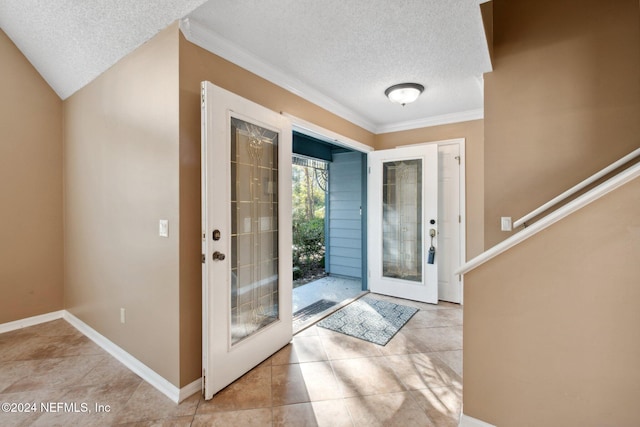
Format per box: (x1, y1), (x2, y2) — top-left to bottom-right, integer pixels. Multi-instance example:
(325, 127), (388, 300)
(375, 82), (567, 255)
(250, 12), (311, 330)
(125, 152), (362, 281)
(293, 291), (369, 335)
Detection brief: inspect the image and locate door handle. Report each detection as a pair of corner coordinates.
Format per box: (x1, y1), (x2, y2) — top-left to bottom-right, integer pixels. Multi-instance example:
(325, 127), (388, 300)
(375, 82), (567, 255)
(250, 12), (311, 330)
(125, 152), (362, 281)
(212, 251), (226, 261)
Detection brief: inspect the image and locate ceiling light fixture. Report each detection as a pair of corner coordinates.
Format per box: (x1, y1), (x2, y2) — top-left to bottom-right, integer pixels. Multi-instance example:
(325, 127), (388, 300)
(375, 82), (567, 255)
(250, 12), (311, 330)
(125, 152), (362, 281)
(384, 83), (425, 106)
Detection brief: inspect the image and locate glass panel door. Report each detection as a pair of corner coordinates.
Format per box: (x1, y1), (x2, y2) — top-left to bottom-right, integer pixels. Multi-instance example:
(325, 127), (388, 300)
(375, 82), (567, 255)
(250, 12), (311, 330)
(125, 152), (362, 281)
(202, 82), (292, 399)
(368, 145), (438, 304)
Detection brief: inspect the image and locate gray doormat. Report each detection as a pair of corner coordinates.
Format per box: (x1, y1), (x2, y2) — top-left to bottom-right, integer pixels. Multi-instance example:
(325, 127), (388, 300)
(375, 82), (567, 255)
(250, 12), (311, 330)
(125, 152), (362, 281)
(317, 296), (418, 346)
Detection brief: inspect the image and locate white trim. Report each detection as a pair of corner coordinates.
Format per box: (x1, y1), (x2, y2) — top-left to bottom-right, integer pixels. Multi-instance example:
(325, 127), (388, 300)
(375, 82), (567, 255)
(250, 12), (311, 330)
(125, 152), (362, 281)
(63, 311), (200, 403)
(377, 108), (484, 134)
(456, 162), (640, 276)
(459, 414), (496, 427)
(513, 147), (640, 228)
(0, 310), (64, 334)
(285, 113), (373, 153)
(180, 18), (377, 133)
(458, 139), (467, 305)
(401, 137), (466, 149)
(179, 378), (203, 402)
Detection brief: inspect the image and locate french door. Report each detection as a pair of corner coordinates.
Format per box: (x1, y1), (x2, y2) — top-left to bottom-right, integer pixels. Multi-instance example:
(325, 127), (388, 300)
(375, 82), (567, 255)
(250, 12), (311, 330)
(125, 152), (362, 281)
(201, 82), (293, 399)
(368, 145), (439, 303)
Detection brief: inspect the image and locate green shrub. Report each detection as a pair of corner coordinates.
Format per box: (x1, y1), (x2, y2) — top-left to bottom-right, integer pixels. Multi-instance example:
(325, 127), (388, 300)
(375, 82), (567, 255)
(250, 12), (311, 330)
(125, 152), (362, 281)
(292, 217), (325, 276)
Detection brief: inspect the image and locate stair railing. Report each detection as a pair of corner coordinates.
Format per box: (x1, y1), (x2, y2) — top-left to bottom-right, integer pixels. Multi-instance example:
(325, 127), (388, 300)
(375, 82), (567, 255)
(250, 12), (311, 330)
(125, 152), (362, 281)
(513, 147), (640, 228)
(456, 151), (640, 276)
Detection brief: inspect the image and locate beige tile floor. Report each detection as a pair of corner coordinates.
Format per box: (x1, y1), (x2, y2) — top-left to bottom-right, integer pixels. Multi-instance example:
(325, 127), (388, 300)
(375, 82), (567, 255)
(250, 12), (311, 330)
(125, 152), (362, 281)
(0, 294), (462, 426)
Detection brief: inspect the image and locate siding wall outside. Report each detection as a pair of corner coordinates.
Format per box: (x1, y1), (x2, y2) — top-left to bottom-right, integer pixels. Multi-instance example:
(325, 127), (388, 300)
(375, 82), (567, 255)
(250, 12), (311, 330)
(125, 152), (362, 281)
(327, 152), (362, 278)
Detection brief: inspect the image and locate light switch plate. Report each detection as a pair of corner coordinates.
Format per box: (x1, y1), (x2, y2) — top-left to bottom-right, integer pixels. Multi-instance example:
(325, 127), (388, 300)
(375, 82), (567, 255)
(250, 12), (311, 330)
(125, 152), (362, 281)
(159, 220), (169, 237)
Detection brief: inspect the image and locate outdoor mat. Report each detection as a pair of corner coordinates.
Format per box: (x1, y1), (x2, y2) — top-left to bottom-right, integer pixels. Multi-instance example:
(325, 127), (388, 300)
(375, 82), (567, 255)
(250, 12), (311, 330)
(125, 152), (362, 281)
(293, 299), (338, 325)
(317, 296), (418, 346)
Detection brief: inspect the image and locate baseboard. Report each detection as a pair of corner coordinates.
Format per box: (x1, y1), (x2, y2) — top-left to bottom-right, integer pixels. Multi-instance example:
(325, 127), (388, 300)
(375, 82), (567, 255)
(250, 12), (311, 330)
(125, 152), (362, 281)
(459, 414), (496, 427)
(63, 311), (201, 403)
(180, 377), (202, 402)
(0, 310), (64, 334)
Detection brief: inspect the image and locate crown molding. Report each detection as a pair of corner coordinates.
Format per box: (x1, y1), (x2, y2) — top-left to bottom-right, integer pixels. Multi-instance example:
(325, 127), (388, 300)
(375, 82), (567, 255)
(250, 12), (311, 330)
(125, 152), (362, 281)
(376, 108), (484, 134)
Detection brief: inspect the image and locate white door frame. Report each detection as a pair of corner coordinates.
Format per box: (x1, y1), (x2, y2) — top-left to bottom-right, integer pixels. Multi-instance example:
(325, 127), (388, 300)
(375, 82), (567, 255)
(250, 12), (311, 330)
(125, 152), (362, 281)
(399, 138), (466, 304)
(284, 114), (373, 154)
(278, 118), (466, 304)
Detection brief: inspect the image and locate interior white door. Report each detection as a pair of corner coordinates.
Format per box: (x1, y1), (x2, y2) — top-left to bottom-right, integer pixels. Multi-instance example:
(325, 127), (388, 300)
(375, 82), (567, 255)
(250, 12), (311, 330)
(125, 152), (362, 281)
(438, 143), (462, 303)
(368, 145), (438, 303)
(201, 82), (292, 399)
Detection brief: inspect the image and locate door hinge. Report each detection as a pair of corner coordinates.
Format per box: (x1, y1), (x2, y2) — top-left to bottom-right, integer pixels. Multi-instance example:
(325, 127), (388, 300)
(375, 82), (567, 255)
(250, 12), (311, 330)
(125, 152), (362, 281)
(458, 215), (462, 223)
(201, 87), (205, 107)
(201, 254), (205, 263)
(454, 155), (461, 165)
(368, 166), (371, 174)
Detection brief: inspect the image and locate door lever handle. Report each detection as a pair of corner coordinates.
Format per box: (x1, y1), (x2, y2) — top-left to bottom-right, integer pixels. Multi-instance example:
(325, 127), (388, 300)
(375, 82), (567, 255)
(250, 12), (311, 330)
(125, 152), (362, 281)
(212, 251), (226, 261)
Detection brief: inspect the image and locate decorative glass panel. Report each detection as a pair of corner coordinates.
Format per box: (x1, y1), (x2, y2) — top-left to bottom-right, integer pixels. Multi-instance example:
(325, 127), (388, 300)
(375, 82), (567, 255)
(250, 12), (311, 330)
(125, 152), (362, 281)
(382, 159), (422, 282)
(230, 117), (279, 345)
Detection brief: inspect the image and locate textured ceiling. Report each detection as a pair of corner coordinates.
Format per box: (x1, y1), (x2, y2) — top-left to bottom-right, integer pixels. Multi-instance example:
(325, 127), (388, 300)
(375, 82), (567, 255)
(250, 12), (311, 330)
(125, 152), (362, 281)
(0, 0), (209, 99)
(185, 0), (492, 132)
(0, 0), (491, 133)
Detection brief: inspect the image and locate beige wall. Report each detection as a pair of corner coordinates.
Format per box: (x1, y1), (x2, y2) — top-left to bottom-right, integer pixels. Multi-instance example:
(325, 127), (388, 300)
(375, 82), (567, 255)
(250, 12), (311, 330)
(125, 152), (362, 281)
(484, 0), (640, 247)
(177, 35), (203, 387)
(464, 177), (640, 426)
(376, 120), (485, 259)
(464, 0), (640, 424)
(0, 30), (63, 323)
(64, 25), (182, 386)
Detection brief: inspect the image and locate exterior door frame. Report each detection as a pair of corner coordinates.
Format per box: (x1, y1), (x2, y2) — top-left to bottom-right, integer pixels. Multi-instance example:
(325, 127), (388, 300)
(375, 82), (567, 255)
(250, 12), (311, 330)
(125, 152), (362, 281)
(280, 118), (467, 303)
(287, 115), (373, 292)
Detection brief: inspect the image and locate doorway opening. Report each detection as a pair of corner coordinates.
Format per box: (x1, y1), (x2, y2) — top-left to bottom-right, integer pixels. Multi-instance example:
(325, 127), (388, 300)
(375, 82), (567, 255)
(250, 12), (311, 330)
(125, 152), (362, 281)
(290, 131), (368, 332)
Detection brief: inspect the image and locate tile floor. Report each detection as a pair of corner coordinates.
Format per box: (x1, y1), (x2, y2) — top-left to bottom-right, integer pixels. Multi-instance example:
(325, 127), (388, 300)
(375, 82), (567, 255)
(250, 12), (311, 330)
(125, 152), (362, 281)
(0, 294), (462, 426)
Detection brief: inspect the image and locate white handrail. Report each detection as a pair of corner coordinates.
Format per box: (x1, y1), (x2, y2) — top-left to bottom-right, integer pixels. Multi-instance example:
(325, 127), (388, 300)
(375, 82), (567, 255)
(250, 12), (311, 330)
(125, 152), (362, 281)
(513, 147), (640, 228)
(456, 162), (640, 276)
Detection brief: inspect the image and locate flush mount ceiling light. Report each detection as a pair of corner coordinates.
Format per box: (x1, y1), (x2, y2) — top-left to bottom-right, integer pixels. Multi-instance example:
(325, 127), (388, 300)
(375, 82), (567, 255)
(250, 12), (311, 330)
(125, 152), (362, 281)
(384, 83), (425, 106)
